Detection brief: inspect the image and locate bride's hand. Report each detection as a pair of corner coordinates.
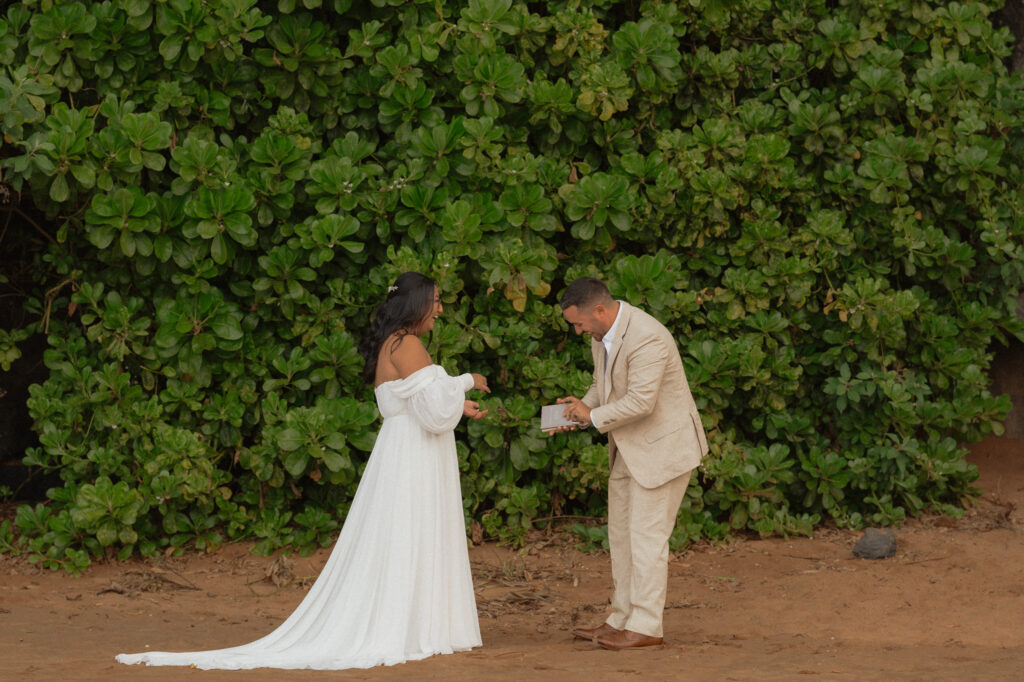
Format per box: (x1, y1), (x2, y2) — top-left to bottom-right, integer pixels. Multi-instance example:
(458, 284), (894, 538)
(463, 400), (488, 420)
(470, 373), (490, 393)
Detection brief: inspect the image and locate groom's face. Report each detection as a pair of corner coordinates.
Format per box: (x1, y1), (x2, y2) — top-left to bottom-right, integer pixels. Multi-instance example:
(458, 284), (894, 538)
(563, 304), (610, 341)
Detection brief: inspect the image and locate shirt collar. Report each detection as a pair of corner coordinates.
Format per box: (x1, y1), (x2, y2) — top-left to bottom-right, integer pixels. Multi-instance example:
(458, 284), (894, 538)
(602, 301), (623, 355)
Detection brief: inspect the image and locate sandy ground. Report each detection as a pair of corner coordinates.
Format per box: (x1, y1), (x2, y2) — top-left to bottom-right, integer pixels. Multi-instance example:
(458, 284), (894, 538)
(1, 437), (1021, 682)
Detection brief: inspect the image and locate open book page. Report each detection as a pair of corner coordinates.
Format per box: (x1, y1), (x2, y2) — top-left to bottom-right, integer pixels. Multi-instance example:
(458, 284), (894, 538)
(540, 404), (586, 431)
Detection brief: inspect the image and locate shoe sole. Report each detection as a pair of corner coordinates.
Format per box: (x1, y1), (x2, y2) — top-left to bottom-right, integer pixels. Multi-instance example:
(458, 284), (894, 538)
(571, 628), (620, 641)
(597, 640), (664, 651)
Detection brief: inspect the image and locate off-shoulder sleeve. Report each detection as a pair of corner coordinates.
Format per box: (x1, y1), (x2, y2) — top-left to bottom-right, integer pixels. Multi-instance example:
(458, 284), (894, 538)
(390, 365), (473, 434)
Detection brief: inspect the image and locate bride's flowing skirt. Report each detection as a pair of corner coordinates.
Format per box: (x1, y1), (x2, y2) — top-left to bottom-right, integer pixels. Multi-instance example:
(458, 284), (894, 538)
(116, 406), (481, 670)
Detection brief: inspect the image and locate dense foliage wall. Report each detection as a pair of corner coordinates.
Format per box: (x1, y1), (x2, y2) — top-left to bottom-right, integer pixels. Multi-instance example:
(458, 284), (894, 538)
(1, 0), (1022, 572)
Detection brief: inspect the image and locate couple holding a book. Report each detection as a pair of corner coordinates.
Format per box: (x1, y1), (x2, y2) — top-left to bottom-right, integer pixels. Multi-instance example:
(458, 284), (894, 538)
(117, 273), (708, 671)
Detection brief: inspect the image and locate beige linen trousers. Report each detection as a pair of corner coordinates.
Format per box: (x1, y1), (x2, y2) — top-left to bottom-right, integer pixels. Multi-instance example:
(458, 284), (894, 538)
(582, 302), (708, 637)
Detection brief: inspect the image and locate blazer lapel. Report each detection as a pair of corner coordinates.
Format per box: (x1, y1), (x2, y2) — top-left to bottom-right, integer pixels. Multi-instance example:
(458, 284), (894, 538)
(591, 337), (606, 392)
(603, 303), (631, 402)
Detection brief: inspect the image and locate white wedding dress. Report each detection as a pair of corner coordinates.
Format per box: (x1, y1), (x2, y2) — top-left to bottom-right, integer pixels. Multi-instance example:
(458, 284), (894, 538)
(116, 365), (482, 670)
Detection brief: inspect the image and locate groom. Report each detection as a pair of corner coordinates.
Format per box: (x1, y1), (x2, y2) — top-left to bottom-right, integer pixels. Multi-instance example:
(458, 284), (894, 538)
(557, 277), (708, 650)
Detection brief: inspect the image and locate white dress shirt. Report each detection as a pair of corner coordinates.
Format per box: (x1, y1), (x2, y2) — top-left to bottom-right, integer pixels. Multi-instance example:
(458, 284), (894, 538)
(601, 301), (623, 369)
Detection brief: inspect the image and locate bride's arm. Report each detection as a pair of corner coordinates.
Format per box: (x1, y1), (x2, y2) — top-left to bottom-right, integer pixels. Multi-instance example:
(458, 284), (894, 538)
(408, 369), (476, 434)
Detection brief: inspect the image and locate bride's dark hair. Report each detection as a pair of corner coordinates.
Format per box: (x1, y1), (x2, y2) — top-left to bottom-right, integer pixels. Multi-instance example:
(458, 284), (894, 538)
(358, 271), (437, 383)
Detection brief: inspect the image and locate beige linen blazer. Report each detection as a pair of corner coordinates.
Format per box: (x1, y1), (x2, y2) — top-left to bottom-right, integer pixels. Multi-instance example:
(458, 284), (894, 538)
(582, 302), (708, 489)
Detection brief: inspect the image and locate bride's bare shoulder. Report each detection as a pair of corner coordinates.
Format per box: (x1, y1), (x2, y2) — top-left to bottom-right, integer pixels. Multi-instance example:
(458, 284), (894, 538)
(386, 332), (431, 378)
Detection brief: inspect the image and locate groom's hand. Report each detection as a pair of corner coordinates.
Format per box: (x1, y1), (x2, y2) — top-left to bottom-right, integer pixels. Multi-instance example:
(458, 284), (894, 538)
(558, 396), (591, 423)
(548, 396), (591, 433)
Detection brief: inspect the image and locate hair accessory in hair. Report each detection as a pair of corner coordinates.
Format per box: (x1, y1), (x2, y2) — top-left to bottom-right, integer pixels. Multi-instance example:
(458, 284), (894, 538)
(388, 285), (399, 293)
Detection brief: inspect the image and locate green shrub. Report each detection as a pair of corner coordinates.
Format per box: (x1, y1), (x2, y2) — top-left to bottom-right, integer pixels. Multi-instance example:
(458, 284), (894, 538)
(1, 0), (1022, 571)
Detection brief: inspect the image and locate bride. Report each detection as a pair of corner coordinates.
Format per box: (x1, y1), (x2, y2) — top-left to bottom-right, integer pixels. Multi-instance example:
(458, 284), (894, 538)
(117, 271), (490, 670)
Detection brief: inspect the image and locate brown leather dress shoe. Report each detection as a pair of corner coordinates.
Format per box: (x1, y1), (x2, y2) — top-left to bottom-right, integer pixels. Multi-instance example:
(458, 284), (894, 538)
(595, 629), (664, 650)
(571, 623), (620, 641)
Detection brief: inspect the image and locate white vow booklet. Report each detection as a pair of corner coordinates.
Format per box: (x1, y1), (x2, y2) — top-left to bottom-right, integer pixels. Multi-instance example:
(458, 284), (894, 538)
(540, 404), (586, 431)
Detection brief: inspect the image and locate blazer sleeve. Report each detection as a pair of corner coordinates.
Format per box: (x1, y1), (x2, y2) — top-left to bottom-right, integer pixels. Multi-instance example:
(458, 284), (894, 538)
(581, 377), (601, 409)
(581, 340), (603, 409)
(589, 335), (669, 433)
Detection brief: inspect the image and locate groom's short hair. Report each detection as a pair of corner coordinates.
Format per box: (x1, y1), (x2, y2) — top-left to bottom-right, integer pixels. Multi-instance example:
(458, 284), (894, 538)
(560, 277), (613, 310)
